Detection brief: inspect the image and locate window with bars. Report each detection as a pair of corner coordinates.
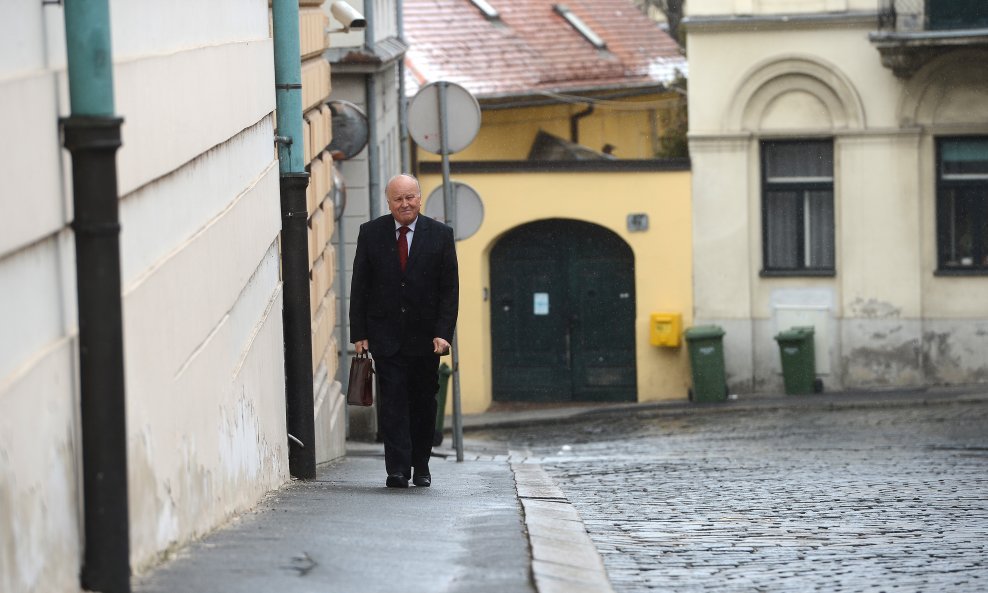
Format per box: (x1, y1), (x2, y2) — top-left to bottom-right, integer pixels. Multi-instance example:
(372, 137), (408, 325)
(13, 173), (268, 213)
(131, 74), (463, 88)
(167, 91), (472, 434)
(760, 140), (835, 275)
(937, 137), (988, 273)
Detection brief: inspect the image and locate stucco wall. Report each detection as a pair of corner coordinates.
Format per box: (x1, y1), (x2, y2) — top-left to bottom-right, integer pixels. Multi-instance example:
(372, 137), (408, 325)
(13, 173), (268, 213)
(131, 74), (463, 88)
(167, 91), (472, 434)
(0, 2), (294, 590)
(687, 15), (988, 393)
(419, 170), (694, 413)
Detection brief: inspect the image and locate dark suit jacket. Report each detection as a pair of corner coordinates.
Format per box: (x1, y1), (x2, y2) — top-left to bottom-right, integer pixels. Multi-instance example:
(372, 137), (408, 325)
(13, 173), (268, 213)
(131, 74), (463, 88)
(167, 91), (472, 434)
(349, 214), (459, 358)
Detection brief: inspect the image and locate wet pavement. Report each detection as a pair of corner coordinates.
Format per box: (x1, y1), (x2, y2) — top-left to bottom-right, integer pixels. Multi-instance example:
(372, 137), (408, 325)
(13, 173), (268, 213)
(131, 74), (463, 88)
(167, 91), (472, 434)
(471, 397), (988, 592)
(135, 444), (534, 593)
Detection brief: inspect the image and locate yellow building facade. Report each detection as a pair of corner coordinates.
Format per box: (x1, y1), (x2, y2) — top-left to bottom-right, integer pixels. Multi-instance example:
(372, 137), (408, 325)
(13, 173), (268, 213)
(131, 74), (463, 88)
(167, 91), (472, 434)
(445, 93), (687, 161)
(416, 94), (693, 413)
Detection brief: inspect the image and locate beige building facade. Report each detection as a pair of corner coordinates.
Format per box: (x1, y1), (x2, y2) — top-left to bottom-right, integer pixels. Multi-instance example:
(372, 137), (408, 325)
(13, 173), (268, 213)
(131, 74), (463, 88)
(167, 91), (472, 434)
(685, 0), (988, 393)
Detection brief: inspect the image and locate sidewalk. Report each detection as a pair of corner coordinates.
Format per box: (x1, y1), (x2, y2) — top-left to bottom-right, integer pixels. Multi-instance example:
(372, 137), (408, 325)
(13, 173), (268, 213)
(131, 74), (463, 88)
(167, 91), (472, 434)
(135, 443), (535, 593)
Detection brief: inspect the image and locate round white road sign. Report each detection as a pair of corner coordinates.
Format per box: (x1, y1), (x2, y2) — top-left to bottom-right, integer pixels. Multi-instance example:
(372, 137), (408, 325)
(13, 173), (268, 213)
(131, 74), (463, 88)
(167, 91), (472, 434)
(423, 182), (484, 241)
(407, 82), (481, 155)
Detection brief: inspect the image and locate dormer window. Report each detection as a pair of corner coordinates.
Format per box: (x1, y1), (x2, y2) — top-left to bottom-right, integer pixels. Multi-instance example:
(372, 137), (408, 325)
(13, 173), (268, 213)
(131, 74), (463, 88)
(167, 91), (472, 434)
(553, 4), (606, 49)
(469, 0), (501, 21)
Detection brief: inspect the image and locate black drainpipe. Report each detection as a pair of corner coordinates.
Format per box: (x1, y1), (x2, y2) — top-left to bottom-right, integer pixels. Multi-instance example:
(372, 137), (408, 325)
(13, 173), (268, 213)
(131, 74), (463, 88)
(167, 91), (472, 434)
(280, 172), (316, 479)
(570, 104), (594, 144)
(63, 116), (131, 593)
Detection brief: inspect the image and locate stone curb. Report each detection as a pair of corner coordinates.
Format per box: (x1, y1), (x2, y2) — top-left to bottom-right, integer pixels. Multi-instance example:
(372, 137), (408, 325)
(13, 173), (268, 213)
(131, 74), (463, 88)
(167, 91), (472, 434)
(456, 388), (988, 433)
(510, 450), (616, 593)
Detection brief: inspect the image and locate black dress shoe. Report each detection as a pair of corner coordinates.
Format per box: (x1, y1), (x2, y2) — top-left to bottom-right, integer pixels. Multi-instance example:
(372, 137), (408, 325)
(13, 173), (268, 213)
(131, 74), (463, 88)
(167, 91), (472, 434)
(386, 473), (409, 488)
(412, 474), (431, 487)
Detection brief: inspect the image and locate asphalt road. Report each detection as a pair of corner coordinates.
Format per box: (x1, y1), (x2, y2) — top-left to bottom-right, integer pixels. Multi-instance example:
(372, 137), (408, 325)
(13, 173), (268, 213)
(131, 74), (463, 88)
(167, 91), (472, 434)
(471, 398), (988, 592)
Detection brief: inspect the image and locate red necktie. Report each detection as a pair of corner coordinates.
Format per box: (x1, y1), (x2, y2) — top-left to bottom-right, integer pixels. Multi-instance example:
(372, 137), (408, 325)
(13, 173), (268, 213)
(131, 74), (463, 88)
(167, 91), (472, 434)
(398, 226), (410, 272)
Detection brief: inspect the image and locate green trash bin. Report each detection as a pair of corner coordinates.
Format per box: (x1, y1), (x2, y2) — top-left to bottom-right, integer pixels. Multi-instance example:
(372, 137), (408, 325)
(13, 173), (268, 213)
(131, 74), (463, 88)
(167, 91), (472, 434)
(684, 325), (727, 402)
(433, 362), (453, 446)
(774, 326), (817, 395)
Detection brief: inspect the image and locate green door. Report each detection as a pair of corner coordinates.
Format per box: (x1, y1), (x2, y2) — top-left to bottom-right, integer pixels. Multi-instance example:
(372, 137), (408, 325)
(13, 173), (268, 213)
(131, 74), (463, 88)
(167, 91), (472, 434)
(491, 219), (636, 402)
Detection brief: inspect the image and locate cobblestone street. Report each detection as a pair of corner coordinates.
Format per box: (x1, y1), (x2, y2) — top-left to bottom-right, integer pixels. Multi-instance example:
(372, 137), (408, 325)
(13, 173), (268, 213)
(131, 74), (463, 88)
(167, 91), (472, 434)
(472, 398), (988, 592)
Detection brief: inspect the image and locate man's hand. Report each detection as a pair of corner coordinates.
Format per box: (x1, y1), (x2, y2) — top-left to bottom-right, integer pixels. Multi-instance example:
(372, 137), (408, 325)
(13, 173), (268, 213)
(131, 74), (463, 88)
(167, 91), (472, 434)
(432, 337), (451, 355)
(354, 339), (369, 355)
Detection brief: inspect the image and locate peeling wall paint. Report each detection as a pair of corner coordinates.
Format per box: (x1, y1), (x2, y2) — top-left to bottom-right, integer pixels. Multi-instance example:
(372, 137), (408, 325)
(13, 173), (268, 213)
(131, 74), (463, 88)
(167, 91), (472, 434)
(847, 298), (903, 320)
(923, 322), (988, 385)
(843, 341), (924, 387)
(707, 316), (988, 394)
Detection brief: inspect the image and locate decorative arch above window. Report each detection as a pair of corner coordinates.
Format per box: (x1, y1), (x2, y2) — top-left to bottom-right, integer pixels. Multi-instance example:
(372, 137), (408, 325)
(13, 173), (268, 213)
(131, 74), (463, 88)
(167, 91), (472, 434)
(899, 49), (988, 128)
(725, 56), (866, 133)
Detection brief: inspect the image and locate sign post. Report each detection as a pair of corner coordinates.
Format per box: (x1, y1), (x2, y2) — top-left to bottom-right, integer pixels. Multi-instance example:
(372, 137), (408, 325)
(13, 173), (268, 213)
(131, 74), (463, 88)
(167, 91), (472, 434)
(407, 81), (481, 462)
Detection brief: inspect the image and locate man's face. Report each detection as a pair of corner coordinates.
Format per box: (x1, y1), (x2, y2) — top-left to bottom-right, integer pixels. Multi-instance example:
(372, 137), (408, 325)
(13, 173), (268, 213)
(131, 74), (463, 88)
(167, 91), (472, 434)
(387, 178), (421, 226)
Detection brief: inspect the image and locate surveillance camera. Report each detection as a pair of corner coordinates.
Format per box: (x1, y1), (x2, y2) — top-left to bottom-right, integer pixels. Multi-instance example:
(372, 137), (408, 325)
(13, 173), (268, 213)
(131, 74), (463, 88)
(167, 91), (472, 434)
(330, 1), (367, 32)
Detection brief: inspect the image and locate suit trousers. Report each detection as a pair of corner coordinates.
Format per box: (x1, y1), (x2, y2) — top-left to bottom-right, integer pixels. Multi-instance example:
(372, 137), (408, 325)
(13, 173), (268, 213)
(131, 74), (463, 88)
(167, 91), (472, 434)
(374, 352), (440, 478)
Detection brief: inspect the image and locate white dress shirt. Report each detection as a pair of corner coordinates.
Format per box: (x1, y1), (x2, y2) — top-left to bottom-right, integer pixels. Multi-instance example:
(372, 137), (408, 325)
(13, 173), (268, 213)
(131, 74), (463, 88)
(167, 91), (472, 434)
(394, 216), (418, 253)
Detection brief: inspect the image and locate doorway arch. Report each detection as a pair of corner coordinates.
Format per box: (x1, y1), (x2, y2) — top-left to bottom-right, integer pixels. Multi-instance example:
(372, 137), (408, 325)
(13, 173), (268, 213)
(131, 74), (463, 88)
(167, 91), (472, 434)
(490, 219), (637, 402)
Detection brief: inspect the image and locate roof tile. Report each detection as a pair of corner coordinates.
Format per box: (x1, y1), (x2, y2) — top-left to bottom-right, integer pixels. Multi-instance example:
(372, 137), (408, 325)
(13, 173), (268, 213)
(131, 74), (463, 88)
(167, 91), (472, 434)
(403, 0), (686, 99)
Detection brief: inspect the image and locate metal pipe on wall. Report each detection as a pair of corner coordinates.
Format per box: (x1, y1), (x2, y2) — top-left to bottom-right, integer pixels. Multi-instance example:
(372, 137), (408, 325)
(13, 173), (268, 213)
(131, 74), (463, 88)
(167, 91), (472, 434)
(363, 0), (380, 219)
(272, 0), (316, 479)
(396, 0), (411, 172)
(570, 104), (594, 144)
(365, 74), (380, 219)
(61, 1), (132, 591)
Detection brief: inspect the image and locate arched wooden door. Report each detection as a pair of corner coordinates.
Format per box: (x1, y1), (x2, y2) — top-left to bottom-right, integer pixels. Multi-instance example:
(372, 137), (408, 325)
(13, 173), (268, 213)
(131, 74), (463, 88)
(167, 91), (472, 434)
(490, 219), (636, 402)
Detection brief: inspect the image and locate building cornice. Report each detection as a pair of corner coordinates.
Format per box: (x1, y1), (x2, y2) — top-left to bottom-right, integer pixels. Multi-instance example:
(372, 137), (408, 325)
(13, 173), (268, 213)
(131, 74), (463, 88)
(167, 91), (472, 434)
(683, 11), (878, 33)
(418, 159), (690, 174)
(689, 128), (928, 144)
(868, 30), (988, 78)
(478, 84), (675, 110)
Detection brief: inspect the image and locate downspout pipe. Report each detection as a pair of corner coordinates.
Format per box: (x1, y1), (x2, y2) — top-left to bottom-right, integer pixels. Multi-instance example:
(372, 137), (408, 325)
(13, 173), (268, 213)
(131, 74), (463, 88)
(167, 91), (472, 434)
(397, 0), (411, 171)
(570, 104), (594, 144)
(364, 0), (381, 219)
(61, 2), (132, 592)
(366, 75), (380, 219)
(272, 0), (316, 479)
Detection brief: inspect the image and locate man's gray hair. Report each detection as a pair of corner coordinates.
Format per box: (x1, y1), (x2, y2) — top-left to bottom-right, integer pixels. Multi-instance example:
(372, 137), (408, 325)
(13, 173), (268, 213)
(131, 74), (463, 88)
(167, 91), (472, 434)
(385, 173), (421, 196)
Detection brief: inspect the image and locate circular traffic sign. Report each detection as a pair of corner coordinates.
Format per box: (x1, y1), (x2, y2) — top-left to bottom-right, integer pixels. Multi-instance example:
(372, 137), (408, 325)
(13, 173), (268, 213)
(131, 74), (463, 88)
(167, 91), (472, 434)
(423, 182), (484, 241)
(407, 82), (481, 155)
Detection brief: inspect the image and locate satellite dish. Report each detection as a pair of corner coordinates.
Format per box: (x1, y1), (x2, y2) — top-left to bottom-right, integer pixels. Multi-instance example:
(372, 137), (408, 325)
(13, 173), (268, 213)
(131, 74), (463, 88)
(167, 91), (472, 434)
(326, 100), (369, 160)
(407, 82), (481, 155)
(423, 182), (484, 241)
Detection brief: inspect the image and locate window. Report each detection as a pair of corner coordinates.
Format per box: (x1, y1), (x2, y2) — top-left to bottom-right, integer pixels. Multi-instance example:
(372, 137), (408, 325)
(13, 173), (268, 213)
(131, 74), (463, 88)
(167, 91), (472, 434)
(937, 137), (988, 273)
(927, 0), (988, 31)
(761, 140), (835, 274)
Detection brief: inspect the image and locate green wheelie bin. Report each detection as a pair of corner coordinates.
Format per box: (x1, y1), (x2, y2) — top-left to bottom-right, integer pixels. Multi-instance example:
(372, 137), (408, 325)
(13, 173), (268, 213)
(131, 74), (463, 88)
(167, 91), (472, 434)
(432, 362), (453, 446)
(684, 325), (727, 402)
(774, 326), (817, 395)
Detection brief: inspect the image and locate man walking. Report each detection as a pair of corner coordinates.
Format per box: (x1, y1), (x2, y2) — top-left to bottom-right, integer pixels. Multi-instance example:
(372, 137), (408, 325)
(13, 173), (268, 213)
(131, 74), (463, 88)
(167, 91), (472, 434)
(349, 174), (459, 488)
